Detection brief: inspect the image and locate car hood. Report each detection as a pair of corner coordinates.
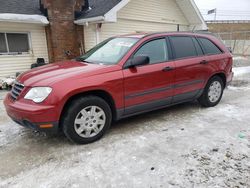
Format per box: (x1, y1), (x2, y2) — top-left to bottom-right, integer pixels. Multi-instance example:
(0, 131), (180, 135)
(17, 60), (119, 86)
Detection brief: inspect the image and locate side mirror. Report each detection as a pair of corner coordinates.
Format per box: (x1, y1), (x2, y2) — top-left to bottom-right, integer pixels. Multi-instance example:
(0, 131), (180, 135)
(125, 55), (150, 68)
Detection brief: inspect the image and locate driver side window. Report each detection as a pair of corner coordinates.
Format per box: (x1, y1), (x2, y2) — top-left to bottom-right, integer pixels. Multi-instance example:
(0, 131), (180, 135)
(134, 38), (168, 64)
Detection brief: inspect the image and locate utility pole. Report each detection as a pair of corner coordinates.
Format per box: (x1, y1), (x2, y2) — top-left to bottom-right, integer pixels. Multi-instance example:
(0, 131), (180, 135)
(214, 8), (217, 21)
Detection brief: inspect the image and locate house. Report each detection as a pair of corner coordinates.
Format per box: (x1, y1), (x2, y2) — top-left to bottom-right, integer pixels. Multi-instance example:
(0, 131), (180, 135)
(0, 0), (207, 78)
(0, 0), (49, 78)
(76, 0), (207, 51)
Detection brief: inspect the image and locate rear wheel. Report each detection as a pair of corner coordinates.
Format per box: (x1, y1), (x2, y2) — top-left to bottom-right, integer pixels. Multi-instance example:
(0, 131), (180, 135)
(198, 76), (224, 107)
(62, 96), (112, 144)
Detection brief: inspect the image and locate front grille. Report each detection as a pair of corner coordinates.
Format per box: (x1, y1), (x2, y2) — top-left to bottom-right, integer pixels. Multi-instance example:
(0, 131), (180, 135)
(10, 81), (25, 101)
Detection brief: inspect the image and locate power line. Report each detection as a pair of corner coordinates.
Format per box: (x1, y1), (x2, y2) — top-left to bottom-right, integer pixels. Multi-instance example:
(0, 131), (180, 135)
(203, 11), (250, 14)
(201, 12), (250, 15)
(202, 14), (250, 17)
(201, 12), (250, 16)
(200, 9), (250, 17)
(200, 9), (250, 13)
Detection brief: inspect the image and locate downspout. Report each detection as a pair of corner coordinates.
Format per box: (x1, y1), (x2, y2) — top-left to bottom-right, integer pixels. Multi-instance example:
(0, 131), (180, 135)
(95, 23), (102, 45)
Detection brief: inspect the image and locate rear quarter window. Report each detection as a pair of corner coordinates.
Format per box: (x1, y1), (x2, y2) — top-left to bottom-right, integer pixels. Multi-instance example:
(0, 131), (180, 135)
(198, 37), (222, 55)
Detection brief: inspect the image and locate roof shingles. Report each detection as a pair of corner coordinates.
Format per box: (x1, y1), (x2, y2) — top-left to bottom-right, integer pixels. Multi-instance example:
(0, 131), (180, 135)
(0, 0), (42, 15)
(77, 0), (122, 19)
(0, 0), (121, 19)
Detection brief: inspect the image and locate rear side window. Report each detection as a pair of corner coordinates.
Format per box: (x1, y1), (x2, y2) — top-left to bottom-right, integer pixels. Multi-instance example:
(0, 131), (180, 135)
(198, 37), (222, 55)
(170, 36), (197, 59)
(134, 38), (168, 64)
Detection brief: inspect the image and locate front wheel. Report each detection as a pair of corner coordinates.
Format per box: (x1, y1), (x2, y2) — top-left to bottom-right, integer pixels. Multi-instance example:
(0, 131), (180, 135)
(61, 96), (112, 144)
(198, 76), (224, 107)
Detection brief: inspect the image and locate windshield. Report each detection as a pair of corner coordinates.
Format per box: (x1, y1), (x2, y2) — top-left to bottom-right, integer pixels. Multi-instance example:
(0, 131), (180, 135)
(77, 37), (139, 65)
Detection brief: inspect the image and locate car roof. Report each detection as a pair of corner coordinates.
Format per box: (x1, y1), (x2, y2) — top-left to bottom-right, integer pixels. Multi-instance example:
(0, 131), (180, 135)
(118, 31), (216, 39)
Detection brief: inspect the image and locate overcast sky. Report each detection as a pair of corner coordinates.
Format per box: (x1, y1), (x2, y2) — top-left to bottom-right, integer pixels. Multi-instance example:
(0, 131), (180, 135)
(194, 0), (250, 20)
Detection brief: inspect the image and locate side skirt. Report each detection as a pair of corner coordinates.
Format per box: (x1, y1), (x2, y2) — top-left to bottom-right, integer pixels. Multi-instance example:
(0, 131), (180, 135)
(116, 89), (203, 120)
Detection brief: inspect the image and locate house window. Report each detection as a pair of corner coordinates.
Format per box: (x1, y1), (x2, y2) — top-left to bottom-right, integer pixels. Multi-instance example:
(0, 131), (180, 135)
(0, 32), (30, 55)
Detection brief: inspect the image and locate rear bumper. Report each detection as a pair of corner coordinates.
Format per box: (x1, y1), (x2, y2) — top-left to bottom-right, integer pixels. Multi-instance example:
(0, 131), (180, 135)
(226, 71), (234, 86)
(4, 93), (60, 133)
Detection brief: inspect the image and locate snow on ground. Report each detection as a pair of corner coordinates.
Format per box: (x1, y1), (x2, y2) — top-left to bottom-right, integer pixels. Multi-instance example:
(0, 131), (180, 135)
(0, 65), (250, 188)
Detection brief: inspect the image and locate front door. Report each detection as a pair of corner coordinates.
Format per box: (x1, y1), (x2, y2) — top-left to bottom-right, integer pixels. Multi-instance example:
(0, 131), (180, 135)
(123, 38), (175, 115)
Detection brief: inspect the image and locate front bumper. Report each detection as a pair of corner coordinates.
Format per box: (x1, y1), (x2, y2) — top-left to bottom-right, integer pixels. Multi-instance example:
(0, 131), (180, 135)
(4, 93), (60, 133)
(11, 118), (59, 133)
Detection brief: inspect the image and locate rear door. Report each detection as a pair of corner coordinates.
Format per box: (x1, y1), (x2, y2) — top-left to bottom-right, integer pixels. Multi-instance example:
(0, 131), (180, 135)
(197, 37), (227, 81)
(169, 36), (209, 103)
(122, 38), (175, 115)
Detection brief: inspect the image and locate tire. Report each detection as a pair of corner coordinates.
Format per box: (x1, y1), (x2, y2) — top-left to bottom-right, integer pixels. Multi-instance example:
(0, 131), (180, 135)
(198, 76), (224, 107)
(62, 96), (112, 144)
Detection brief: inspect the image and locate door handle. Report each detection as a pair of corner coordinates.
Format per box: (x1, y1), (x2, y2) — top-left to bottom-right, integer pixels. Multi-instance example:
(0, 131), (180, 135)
(162, 66), (175, 72)
(200, 60), (208, 65)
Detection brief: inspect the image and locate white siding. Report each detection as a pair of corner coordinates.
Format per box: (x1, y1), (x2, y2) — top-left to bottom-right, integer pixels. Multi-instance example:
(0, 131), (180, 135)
(100, 19), (189, 41)
(84, 24), (97, 51)
(0, 22), (49, 78)
(118, 0), (188, 25)
(84, 0), (190, 50)
(176, 0), (207, 30)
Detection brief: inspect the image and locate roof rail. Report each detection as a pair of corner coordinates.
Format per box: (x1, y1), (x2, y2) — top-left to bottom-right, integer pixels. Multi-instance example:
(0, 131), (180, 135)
(141, 30), (211, 38)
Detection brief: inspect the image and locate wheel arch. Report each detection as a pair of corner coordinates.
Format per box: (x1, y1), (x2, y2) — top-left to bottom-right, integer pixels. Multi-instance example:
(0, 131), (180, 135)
(59, 90), (117, 128)
(209, 72), (227, 88)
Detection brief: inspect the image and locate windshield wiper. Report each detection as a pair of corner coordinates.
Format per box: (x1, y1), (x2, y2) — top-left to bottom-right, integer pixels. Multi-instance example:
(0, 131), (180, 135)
(75, 57), (95, 64)
(75, 57), (85, 62)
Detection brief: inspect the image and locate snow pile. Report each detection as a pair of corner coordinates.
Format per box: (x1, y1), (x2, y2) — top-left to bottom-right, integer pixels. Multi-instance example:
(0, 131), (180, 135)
(228, 66), (250, 91)
(0, 14), (49, 25)
(0, 76), (16, 90)
(233, 66), (250, 77)
(233, 56), (249, 61)
(233, 56), (250, 67)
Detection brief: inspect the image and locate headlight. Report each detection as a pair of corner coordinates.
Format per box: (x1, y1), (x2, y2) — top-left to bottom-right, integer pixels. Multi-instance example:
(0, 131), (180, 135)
(24, 87), (52, 103)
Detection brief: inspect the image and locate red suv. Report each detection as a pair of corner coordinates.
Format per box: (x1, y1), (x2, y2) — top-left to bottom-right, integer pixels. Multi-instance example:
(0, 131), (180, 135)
(4, 32), (233, 144)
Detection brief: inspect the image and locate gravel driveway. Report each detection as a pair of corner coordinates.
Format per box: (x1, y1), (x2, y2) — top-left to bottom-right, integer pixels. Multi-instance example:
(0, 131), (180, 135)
(0, 66), (249, 188)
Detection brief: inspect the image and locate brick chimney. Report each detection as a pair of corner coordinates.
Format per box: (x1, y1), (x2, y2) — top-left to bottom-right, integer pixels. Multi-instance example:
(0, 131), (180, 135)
(41, 0), (85, 63)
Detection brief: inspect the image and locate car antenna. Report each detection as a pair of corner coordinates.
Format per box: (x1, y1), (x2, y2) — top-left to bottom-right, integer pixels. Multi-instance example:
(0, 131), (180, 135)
(192, 26), (196, 33)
